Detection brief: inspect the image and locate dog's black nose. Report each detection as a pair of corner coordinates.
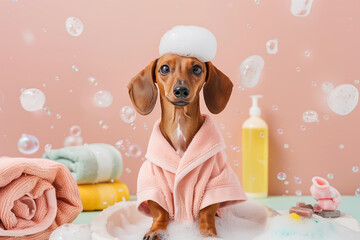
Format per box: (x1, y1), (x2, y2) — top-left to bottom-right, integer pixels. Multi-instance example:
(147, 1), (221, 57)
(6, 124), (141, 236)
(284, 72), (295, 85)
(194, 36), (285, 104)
(173, 86), (190, 99)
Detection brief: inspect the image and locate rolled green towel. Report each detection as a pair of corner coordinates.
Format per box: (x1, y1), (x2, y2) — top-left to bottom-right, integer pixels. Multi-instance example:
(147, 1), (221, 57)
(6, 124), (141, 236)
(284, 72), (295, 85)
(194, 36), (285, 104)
(43, 143), (122, 184)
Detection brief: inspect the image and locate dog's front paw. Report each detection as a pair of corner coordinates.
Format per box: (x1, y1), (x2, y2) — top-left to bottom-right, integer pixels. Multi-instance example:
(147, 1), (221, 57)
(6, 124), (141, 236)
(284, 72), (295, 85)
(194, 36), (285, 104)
(199, 224), (217, 237)
(143, 230), (165, 240)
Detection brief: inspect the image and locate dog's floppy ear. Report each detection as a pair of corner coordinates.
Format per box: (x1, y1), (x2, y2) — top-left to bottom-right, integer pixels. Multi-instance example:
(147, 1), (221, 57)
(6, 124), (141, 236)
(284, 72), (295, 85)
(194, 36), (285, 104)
(203, 61), (233, 114)
(127, 59), (158, 115)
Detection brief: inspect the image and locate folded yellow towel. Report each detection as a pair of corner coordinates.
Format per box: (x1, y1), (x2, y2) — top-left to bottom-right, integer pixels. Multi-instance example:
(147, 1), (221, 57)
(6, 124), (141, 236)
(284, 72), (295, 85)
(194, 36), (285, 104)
(78, 180), (130, 211)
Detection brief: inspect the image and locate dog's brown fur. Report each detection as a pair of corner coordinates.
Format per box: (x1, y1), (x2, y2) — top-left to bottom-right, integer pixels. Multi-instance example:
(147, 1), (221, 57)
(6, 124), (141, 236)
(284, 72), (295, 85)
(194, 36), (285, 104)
(128, 53), (233, 239)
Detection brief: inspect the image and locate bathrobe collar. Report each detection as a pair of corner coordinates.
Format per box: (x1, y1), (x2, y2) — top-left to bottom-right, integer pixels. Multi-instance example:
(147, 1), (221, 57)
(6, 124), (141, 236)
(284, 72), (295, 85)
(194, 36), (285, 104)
(145, 114), (226, 175)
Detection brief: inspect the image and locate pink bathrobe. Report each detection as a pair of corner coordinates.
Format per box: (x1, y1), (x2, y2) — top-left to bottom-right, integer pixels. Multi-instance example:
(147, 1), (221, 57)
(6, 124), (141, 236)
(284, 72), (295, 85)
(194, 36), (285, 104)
(137, 115), (247, 222)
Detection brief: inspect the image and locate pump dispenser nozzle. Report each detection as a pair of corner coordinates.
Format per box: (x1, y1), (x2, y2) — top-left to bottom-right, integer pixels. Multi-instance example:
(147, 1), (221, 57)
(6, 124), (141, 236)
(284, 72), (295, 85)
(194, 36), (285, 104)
(249, 95), (263, 116)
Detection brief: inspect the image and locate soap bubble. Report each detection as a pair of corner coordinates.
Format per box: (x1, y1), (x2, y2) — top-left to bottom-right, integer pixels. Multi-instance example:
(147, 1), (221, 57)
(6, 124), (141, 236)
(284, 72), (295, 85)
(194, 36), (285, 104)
(277, 129), (284, 135)
(266, 39), (278, 55)
(294, 176), (302, 184)
(356, 188), (360, 197)
(99, 120), (109, 129)
(296, 67), (301, 72)
(272, 105), (278, 111)
(115, 141), (126, 150)
(300, 125), (306, 131)
(284, 181), (289, 185)
(295, 190), (302, 196)
(42, 106), (51, 115)
(227, 132), (232, 138)
(352, 166), (359, 173)
(18, 134), (39, 154)
(254, 0), (260, 4)
(305, 50), (311, 57)
(130, 123), (136, 130)
(88, 77), (98, 86)
(115, 140), (124, 149)
(128, 144), (142, 157)
(302, 110), (318, 123)
(239, 55), (264, 88)
(323, 115), (330, 120)
(284, 144), (289, 149)
(65, 17), (84, 37)
(44, 144), (52, 152)
(233, 160), (239, 167)
(327, 173), (334, 179)
(125, 168), (131, 173)
(277, 172), (286, 181)
(94, 90), (113, 108)
(339, 144), (344, 149)
(355, 80), (360, 85)
(290, 0), (314, 17)
(260, 132), (265, 138)
(20, 88), (46, 111)
(322, 81), (334, 94)
(70, 125), (81, 136)
(231, 146), (240, 152)
(49, 223), (91, 240)
(120, 106), (136, 123)
(64, 136), (83, 147)
(56, 114), (61, 119)
(55, 76), (60, 81)
(327, 84), (359, 116)
(22, 29), (35, 45)
(311, 81), (317, 87)
(72, 65), (79, 72)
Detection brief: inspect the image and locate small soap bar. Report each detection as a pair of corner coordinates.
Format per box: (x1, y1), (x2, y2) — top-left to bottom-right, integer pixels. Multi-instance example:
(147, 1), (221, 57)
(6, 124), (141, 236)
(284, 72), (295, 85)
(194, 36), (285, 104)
(296, 202), (306, 207)
(289, 206), (313, 218)
(313, 204), (322, 213)
(316, 210), (341, 218)
(296, 202), (314, 210)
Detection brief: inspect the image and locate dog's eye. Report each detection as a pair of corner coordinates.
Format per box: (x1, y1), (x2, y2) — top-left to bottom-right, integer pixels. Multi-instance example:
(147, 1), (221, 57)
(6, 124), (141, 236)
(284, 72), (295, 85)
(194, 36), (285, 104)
(159, 65), (170, 76)
(192, 65), (202, 76)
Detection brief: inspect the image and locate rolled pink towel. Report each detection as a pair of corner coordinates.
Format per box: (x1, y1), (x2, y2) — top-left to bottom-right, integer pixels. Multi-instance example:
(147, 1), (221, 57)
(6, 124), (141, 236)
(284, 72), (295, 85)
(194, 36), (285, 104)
(0, 157), (83, 240)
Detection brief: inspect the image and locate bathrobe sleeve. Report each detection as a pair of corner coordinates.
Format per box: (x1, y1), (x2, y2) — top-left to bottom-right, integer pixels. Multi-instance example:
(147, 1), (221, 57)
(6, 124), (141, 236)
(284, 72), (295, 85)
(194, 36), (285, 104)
(136, 161), (173, 218)
(200, 152), (247, 211)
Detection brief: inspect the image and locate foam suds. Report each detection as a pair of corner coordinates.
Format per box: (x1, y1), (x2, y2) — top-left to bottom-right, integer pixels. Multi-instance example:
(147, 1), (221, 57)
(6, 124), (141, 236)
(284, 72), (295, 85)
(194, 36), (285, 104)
(108, 212), (360, 240)
(159, 25), (217, 62)
(92, 201), (360, 240)
(253, 214), (360, 240)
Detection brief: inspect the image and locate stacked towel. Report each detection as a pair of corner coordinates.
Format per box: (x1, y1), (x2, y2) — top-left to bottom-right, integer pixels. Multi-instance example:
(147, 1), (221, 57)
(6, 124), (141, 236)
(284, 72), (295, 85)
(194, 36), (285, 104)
(0, 157), (82, 240)
(43, 143), (122, 184)
(78, 180), (130, 211)
(43, 143), (130, 211)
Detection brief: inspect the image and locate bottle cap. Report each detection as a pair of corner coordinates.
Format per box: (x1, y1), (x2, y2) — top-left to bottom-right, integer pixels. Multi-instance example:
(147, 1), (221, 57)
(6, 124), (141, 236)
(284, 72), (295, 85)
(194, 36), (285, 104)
(250, 95), (263, 116)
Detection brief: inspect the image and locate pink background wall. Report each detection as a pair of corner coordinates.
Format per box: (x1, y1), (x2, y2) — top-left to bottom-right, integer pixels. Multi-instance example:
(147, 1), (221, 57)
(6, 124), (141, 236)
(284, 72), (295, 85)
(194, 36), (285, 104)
(0, 0), (359, 196)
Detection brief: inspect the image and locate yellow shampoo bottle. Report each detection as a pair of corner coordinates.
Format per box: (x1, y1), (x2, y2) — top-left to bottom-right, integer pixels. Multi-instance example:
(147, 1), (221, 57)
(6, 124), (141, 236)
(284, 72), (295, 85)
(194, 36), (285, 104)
(242, 95), (268, 198)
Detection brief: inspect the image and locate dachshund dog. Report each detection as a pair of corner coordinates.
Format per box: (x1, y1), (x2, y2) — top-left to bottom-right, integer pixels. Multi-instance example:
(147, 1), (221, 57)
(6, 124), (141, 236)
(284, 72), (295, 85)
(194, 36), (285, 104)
(128, 53), (233, 239)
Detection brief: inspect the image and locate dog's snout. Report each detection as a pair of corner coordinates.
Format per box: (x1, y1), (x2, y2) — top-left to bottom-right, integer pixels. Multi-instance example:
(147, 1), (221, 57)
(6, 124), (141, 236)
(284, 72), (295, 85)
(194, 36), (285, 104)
(173, 85), (190, 99)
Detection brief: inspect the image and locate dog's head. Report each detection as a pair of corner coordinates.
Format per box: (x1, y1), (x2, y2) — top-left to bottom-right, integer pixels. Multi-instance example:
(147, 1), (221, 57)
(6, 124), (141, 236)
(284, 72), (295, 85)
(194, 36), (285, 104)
(128, 53), (233, 115)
